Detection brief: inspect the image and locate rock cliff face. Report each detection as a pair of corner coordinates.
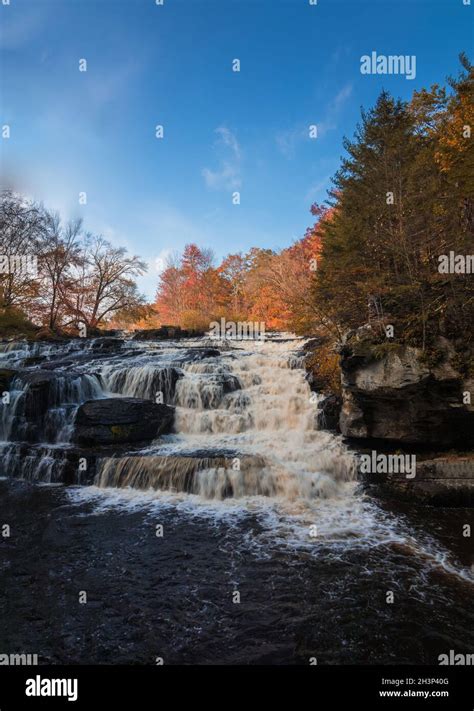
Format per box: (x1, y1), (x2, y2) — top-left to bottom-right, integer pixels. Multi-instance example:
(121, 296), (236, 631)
(338, 330), (474, 447)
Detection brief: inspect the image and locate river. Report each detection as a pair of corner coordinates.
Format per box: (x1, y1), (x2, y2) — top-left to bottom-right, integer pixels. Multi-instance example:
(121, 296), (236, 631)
(0, 334), (472, 664)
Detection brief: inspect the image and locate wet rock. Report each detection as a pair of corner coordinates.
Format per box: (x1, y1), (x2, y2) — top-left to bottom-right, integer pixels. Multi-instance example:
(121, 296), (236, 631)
(316, 394), (342, 432)
(19, 370), (64, 420)
(41, 360), (75, 370)
(73, 397), (174, 446)
(89, 337), (124, 351)
(221, 374), (241, 394)
(363, 456), (474, 506)
(22, 356), (46, 367)
(339, 330), (474, 447)
(177, 348), (220, 363)
(133, 326), (205, 340)
(0, 368), (18, 392)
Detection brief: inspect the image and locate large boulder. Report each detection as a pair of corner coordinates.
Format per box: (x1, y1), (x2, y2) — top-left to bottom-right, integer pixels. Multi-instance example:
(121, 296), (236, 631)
(339, 330), (474, 446)
(73, 397), (174, 446)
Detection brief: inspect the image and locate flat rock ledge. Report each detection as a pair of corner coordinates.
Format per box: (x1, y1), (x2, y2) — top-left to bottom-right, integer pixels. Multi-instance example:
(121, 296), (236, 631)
(361, 456), (474, 506)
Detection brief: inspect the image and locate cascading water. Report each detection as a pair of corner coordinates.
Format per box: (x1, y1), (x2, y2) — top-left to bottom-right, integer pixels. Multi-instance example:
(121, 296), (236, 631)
(100, 363), (182, 402)
(0, 340), (105, 481)
(95, 337), (356, 500)
(1, 334), (472, 666)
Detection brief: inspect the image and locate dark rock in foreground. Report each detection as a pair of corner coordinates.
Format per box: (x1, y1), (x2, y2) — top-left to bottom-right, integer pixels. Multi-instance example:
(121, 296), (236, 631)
(73, 397), (174, 446)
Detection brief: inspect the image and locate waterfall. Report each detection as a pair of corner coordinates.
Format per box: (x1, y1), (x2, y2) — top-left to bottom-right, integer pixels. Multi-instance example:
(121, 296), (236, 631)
(0, 335), (356, 498)
(0, 372), (103, 445)
(96, 337), (356, 500)
(0, 362), (105, 492)
(100, 364), (181, 403)
(0, 443), (72, 482)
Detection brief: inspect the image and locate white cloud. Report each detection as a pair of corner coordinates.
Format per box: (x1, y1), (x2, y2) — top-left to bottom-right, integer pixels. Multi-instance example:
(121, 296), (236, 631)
(215, 126), (241, 160)
(275, 83), (353, 157)
(318, 83), (353, 135)
(202, 126), (242, 190)
(275, 126), (307, 159)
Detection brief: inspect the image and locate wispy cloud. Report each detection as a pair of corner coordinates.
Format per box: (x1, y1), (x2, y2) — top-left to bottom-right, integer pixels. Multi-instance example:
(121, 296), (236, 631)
(305, 175), (332, 203)
(202, 126), (242, 190)
(318, 83), (353, 135)
(276, 82), (353, 158)
(275, 126), (308, 159)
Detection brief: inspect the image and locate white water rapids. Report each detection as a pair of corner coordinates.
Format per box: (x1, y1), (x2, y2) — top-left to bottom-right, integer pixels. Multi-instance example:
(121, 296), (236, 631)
(0, 334), (472, 584)
(69, 336), (472, 585)
(96, 336), (356, 501)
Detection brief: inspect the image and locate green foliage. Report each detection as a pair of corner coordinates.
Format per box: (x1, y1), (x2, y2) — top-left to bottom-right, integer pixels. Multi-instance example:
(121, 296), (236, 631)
(314, 55), (474, 354)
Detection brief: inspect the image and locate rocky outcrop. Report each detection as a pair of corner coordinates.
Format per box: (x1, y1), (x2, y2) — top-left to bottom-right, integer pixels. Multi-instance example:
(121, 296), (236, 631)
(133, 326), (205, 340)
(339, 330), (474, 447)
(362, 456), (474, 506)
(73, 397), (174, 446)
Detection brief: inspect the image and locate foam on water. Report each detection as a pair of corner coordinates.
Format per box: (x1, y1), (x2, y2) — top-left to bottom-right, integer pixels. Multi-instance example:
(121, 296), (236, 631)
(65, 481), (474, 587)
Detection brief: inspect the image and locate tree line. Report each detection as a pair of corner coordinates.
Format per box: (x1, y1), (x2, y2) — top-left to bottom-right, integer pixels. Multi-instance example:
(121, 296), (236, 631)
(1, 54), (472, 356)
(154, 54), (473, 361)
(314, 53), (473, 354)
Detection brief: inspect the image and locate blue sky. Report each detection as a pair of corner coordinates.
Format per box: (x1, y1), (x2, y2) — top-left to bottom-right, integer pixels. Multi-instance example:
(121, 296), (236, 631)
(1, 0), (471, 298)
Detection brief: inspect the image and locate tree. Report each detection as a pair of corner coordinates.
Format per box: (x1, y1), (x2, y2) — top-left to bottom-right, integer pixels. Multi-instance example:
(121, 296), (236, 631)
(155, 244), (229, 329)
(0, 191), (45, 311)
(36, 213), (82, 330)
(314, 55), (474, 350)
(60, 235), (147, 330)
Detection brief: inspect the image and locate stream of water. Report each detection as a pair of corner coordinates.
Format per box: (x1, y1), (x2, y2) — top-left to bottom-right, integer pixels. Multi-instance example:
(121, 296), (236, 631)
(0, 335), (472, 664)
